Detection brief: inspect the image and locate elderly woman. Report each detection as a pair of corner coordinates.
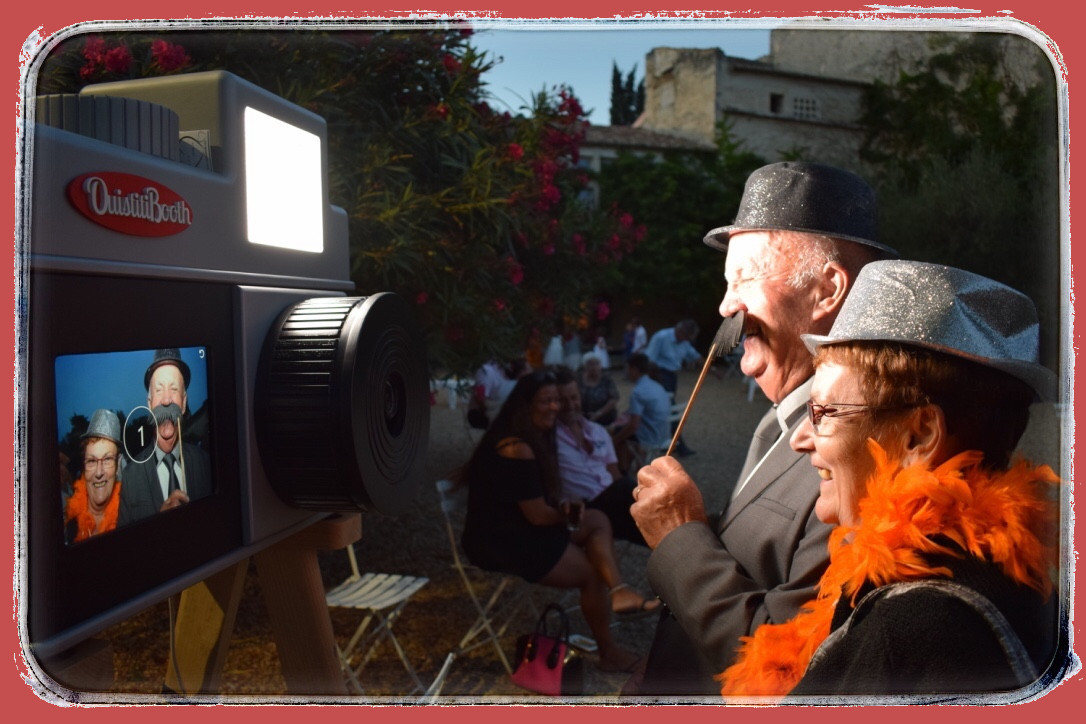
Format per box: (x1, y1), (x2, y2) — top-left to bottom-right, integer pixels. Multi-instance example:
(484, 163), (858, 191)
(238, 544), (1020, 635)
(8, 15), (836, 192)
(718, 261), (1062, 699)
(65, 408), (124, 544)
(459, 370), (658, 674)
(577, 351), (620, 426)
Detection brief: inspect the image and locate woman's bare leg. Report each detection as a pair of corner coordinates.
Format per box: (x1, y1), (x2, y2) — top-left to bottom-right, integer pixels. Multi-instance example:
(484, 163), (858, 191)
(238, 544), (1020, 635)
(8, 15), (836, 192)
(570, 509), (659, 615)
(537, 543), (640, 671)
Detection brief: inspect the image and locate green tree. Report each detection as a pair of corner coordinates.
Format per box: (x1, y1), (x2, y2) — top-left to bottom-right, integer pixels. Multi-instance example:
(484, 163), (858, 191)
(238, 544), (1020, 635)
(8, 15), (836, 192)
(609, 62), (644, 126)
(858, 34), (1061, 366)
(596, 120), (765, 333)
(36, 28), (644, 378)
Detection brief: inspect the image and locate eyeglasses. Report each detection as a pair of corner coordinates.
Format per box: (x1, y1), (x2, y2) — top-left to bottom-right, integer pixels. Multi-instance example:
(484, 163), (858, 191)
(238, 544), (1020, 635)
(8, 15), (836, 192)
(806, 401), (908, 435)
(83, 455), (118, 471)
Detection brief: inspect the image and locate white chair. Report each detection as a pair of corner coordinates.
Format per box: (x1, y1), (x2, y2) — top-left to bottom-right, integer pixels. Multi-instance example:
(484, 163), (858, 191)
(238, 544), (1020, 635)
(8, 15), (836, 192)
(436, 478), (538, 674)
(325, 543), (430, 694)
(416, 652), (456, 704)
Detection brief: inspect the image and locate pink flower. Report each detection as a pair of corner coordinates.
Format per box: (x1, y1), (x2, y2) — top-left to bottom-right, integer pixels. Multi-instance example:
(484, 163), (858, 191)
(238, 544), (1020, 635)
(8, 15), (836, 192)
(442, 53), (461, 74)
(416, 292), (428, 305)
(572, 234), (587, 256)
(506, 142), (524, 161)
(151, 39), (190, 72)
(596, 302), (610, 321)
(433, 103), (450, 120)
(103, 45), (132, 74)
(83, 36), (105, 62)
(619, 212), (634, 229)
(543, 243), (556, 256)
(608, 234), (622, 251)
(508, 261), (524, 286)
(539, 183), (561, 208)
(493, 298), (508, 312)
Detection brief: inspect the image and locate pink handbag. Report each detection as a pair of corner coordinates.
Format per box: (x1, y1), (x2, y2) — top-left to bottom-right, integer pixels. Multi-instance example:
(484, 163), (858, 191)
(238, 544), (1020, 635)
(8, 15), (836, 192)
(510, 604), (584, 696)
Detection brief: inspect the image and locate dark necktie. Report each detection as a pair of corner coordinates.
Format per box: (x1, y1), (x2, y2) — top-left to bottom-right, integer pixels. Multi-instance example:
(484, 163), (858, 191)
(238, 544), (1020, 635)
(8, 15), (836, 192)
(734, 406), (781, 497)
(163, 452), (180, 494)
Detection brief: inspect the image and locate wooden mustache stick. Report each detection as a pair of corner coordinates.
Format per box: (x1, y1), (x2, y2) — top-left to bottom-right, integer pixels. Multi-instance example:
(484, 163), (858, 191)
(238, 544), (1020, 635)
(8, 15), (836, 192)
(665, 311), (746, 457)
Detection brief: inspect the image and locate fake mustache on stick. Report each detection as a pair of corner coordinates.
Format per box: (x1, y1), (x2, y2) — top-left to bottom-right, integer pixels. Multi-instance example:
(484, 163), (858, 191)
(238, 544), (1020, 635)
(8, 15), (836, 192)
(665, 311), (746, 457)
(152, 402), (183, 425)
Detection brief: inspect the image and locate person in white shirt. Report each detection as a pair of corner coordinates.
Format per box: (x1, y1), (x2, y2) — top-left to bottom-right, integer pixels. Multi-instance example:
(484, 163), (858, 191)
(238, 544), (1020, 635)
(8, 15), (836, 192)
(467, 358), (529, 429)
(554, 367), (646, 546)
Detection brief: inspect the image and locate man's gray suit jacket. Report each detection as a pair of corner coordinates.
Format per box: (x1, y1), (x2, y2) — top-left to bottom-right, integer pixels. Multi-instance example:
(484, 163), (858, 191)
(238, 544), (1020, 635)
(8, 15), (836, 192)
(117, 441), (212, 527)
(645, 393), (832, 691)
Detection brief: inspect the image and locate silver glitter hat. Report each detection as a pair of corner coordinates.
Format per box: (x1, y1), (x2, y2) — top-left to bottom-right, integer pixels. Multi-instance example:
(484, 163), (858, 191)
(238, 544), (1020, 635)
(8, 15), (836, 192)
(81, 408), (122, 446)
(703, 161), (897, 256)
(802, 260), (1055, 399)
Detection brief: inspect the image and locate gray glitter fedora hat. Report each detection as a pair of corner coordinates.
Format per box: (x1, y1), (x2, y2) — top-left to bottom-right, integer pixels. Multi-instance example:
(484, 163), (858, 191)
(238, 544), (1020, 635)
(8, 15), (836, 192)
(802, 260), (1056, 400)
(81, 408), (122, 446)
(144, 348), (191, 389)
(703, 161), (898, 256)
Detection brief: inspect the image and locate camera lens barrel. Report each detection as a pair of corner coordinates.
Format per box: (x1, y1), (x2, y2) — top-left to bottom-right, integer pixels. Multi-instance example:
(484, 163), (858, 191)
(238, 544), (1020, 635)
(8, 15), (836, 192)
(256, 293), (429, 514)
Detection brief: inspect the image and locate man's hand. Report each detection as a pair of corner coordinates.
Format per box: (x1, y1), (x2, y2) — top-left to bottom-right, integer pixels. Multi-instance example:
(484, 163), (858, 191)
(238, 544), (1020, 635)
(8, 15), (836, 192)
(159, 489), (190, 511)
(630, 455), (709, 549)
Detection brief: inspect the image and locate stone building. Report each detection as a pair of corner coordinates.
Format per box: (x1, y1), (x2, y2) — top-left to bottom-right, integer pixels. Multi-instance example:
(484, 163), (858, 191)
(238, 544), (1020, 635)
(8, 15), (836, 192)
(586, 27), (1055, 173)
(636, 46), (867, 169)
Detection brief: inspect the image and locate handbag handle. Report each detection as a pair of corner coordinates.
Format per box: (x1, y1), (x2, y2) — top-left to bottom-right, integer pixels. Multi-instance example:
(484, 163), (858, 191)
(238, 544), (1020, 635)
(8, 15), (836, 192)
(522, 603), (572, 669)
(535, 603), (571, 642)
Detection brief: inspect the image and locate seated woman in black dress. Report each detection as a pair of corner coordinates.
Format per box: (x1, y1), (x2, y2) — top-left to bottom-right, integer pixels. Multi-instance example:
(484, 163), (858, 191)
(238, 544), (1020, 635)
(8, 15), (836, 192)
(460, 369), (658, 673)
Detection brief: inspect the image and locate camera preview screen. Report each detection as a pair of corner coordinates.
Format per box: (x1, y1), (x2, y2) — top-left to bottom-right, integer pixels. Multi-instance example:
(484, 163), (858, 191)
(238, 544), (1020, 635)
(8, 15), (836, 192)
(55, 345), (214, 545)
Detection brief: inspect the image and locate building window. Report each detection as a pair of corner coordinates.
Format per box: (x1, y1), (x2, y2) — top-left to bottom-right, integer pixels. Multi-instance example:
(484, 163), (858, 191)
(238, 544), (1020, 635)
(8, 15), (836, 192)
(792, 97), (820, 120)
(770, 93), (783, 114)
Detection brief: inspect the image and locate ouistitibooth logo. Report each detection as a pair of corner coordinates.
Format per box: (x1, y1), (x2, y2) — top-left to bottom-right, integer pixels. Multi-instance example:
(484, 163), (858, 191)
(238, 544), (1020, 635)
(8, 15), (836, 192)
(67, 171), (194, 236)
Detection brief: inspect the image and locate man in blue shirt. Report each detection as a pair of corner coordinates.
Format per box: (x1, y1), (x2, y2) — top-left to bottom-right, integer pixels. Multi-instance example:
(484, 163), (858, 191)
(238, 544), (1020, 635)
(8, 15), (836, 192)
(611, 353), (672, 474)
(644, 319), (704, 456)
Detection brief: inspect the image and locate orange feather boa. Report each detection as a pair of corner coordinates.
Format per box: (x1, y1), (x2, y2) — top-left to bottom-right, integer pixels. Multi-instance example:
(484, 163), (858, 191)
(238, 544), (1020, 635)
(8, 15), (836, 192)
(65, 476), (122, 542)
(717, 441), (1060, 699)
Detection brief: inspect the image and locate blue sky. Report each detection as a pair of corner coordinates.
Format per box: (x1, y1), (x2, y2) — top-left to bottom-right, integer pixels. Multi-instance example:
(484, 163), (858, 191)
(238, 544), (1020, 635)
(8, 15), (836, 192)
(54, 346), (209, 441)
(470, 22), (775, 124)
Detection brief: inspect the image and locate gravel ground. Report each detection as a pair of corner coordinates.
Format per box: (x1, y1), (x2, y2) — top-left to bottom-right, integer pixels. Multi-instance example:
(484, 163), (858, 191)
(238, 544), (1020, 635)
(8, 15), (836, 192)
(88, 361), (1065, 705)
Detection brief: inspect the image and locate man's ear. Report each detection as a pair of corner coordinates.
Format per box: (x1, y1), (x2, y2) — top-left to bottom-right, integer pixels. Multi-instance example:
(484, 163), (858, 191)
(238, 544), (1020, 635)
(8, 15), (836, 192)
(811, 261), (849, 324)
(899, 404), (949, 468)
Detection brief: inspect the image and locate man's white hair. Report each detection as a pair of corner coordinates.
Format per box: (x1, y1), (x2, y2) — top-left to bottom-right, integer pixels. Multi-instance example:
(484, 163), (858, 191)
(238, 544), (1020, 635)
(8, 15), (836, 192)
(770, 230), (843, 288)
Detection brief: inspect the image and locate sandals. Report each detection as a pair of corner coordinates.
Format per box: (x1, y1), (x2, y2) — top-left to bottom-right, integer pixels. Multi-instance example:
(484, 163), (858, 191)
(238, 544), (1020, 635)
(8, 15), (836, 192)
(609, 583), (661, 620)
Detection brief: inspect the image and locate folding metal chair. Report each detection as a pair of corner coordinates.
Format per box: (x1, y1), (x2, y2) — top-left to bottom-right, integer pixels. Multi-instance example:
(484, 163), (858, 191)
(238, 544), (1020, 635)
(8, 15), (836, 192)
(436, 478), (538, 674)
(325, 543), (429, 694)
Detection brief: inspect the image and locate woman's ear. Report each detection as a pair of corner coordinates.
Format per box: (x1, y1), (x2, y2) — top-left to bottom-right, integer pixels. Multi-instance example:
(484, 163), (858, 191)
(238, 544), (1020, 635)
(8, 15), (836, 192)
(900, 404), (949, 467)
(811, 261), (849, 324)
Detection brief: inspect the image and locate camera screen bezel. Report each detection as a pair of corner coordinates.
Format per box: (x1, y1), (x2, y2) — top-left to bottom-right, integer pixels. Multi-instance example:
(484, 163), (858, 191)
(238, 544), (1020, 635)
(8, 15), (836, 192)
(26, 271), (242, 651)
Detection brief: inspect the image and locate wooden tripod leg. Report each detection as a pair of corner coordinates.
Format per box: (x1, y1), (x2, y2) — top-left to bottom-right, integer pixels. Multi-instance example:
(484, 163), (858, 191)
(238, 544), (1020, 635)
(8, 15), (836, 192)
(254, 514), (362, 696)
(164, 560), (248, 694)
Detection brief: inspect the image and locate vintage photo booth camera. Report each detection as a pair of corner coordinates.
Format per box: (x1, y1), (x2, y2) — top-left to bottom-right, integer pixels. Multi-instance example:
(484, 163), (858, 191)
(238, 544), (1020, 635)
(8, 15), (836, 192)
(21, 71), (430, 669)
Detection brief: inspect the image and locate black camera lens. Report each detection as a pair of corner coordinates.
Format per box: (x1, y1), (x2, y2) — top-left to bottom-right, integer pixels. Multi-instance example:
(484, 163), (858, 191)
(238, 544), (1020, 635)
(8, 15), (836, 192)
(256, 293), (429, 514)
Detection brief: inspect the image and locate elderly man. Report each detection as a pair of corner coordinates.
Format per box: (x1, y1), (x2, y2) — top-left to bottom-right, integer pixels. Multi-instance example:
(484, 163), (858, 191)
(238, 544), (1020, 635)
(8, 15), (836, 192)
(554, 367), (646, 546)
(119, 348), (212, 526)
(628, 162), (897, 695)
